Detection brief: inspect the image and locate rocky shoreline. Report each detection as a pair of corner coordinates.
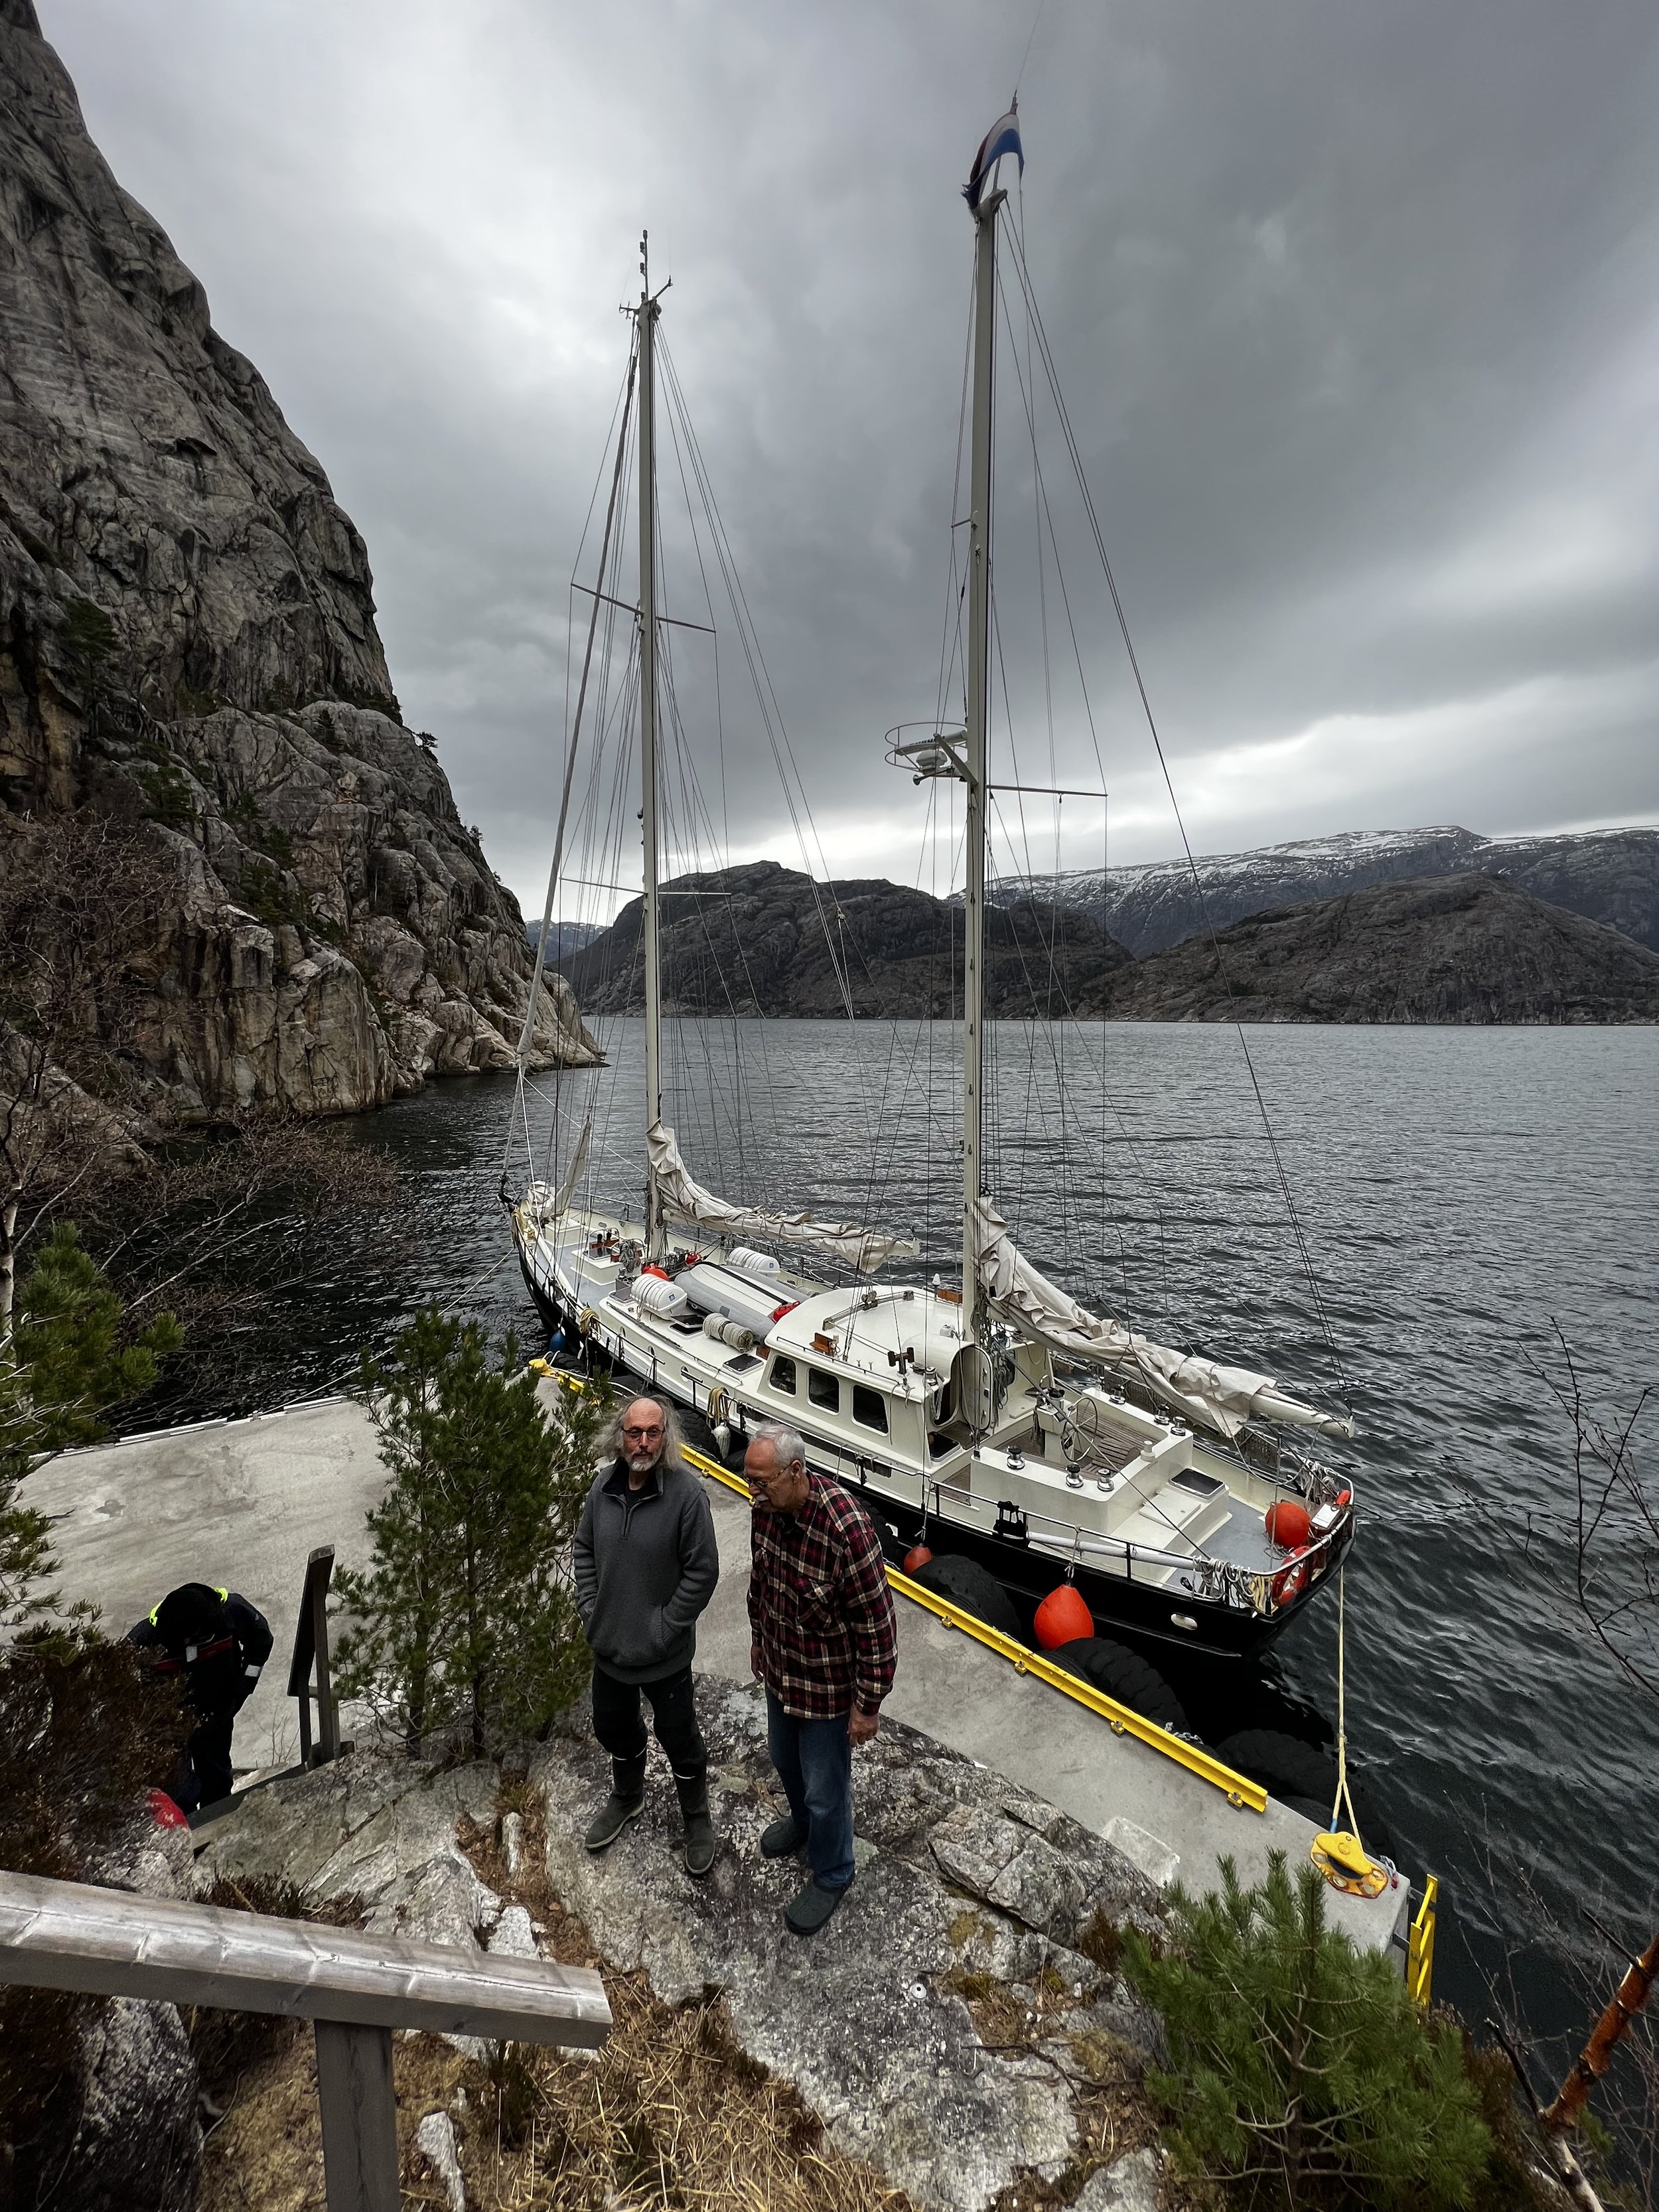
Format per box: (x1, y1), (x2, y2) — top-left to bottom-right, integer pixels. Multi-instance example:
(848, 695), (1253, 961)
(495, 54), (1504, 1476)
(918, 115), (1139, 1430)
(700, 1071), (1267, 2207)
(173, 1684), (1170, 2211)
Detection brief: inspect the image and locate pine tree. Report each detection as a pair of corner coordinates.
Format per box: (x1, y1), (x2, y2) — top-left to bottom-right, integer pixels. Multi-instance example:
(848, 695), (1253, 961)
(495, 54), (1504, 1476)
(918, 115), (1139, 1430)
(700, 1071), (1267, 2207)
(0, 1221), (180, 1625)
(334, 1307), (607, 1757)
(1124, 1850), (1491, 2209)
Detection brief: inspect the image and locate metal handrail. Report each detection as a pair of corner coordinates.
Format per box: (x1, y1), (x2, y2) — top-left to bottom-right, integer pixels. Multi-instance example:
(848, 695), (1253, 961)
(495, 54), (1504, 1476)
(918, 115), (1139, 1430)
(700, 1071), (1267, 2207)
(287, 1544), (340, 1767)
(0, 1871), (609, 2212)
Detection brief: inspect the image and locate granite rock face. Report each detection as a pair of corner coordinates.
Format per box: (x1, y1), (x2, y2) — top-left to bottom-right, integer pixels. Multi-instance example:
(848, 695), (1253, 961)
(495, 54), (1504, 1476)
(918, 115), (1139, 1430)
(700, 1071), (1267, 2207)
(533, 1678), (1163, 2211)
(1080, 872), (1659, 1025)
(561, 859), (1131, 1019)
(0, 2), (595, 1110)
(53, 1807), (202, 2212)
(194, 1684), (1167, 2212)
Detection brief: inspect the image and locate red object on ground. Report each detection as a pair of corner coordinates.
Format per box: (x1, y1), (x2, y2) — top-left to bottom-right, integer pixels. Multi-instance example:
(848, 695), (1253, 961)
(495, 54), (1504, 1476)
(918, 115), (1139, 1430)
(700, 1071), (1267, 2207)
(148, 1787), (188, 1828)
(1263, 1498), (1313, 1550)
(902, 1544), (934, 1576)
(1033, 1584), (1094, 1650)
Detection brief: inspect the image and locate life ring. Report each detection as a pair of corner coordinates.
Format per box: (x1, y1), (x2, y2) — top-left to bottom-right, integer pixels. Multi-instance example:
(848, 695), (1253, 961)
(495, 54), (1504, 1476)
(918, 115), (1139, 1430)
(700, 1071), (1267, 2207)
(1271, 1543), (1312, 1609)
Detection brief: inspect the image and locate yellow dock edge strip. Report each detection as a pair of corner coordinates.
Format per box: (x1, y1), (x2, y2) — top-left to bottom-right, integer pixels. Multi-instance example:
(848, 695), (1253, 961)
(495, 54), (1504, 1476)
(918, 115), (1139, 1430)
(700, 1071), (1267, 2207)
(1407, 1873), (1439, 2007)
(681, 1440), (1267, 1813)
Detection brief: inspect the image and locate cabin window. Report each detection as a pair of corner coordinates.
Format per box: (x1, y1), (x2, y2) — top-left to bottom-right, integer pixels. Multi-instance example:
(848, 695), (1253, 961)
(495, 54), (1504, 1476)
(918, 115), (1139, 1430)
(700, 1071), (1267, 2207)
(768, 1355), (796, 1396)
(808, 1366), (839, 1412)
(851, 1384), (889, 1434)
(928, 1429), (956, 1459)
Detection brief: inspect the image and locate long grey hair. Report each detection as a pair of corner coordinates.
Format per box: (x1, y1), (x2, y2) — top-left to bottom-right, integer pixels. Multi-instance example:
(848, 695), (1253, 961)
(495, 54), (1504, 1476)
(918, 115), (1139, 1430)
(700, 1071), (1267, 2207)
(601, 1394), (685, 1471)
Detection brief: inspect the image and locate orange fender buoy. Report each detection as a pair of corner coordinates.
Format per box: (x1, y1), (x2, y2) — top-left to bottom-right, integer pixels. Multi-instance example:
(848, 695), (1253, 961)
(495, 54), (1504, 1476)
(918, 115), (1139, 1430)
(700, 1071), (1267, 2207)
(1264, 1498), (1313, 1550)
(902, 1544), (934, 1576)
(1034, 1583), (1094, 1650)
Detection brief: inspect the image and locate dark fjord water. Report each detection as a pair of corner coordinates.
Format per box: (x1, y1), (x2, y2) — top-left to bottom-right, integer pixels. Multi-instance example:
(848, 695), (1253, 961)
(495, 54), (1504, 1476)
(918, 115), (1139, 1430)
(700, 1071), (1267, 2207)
(186, 1020), (1659, 2060)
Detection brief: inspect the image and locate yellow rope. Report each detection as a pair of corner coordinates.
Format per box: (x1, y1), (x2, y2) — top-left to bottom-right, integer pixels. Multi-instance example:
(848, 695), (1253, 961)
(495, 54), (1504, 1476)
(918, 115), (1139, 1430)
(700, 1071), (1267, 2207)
(1331, 1566), (1361, 1837)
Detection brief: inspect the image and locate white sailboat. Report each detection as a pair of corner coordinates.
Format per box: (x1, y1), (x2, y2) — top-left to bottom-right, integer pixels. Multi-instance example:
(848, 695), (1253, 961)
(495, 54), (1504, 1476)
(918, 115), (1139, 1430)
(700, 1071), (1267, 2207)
(508, 126), (1357, 1664)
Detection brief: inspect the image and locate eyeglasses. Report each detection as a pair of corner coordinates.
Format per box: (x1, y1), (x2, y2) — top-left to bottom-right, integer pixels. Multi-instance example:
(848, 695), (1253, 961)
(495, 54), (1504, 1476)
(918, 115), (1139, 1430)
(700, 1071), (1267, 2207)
(622, 1424), (664, 1440)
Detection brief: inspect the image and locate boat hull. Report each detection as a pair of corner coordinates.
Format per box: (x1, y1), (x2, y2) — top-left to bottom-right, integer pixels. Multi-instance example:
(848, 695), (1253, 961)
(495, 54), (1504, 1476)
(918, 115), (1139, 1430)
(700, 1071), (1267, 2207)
(519, 1245), (1336, 1664)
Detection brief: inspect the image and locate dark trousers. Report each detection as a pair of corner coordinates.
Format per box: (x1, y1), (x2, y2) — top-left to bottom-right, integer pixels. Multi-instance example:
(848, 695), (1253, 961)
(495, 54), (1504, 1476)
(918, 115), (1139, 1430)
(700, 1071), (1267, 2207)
(766, 1690), (855, 1892)
(169, 1711), (235, 1814)
(591, 1664), (707, 1784)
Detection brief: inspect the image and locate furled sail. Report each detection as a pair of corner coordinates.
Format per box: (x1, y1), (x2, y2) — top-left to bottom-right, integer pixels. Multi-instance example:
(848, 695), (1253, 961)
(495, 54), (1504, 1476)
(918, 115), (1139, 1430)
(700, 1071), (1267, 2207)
(973, 1199), (1354, 1439)
(648, 1122), (919, 1274)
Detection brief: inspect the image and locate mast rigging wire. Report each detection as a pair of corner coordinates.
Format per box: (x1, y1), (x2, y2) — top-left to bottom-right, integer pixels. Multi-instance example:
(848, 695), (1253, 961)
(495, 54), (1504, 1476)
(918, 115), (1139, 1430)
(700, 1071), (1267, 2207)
(1001, 218), (1354, 1417)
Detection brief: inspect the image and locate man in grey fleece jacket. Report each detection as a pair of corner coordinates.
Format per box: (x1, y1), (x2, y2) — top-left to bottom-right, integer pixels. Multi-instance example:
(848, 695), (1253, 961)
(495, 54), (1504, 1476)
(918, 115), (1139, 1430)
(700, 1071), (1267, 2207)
(573, 1395), (721, 1874)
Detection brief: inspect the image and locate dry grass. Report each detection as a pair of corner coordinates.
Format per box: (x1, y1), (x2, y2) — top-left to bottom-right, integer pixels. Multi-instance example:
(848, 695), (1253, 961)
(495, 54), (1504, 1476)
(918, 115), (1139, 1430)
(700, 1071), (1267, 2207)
(199, 1775), (913, 2211)
(193, 1775), (1193, 2212)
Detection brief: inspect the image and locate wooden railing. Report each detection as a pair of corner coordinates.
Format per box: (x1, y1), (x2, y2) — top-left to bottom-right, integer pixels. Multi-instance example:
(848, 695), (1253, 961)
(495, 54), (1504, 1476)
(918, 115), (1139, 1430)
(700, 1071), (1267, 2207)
(0, 1871), (610, 2211)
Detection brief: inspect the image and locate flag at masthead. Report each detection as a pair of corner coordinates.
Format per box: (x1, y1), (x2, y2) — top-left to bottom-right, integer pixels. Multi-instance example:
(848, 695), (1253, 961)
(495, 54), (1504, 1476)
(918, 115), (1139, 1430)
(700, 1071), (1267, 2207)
(965, 98), (1023, 208)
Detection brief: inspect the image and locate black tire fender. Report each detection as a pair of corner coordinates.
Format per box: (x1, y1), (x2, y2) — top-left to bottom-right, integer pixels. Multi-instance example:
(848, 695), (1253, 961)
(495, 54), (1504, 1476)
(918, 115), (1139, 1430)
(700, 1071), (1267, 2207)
(910, 1554), (1025, 1643)
(1052, 1636), (1189, 1732)
(1213, 1728), (1395, 1856)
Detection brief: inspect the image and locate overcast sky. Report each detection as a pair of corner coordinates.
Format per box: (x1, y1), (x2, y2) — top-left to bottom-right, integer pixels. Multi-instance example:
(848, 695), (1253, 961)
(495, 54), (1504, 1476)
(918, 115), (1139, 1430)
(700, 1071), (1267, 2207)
(44, 0), (1659, 913)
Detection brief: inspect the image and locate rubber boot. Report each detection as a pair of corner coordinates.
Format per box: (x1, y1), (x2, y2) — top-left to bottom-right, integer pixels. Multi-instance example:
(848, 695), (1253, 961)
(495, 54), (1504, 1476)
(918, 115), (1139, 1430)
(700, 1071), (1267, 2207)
(585, 1752), (647, 1853)
(675, 1767), (717, 1878)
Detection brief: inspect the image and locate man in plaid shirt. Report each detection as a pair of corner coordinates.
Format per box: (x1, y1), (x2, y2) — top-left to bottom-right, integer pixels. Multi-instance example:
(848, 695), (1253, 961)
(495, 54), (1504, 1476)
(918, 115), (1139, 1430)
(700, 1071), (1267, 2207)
(745, 1420), (898, 1936)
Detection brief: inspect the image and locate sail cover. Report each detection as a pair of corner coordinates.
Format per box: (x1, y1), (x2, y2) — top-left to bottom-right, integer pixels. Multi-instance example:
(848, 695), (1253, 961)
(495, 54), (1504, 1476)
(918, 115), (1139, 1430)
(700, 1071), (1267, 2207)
(972, 1199), (1353, 1439)
(648, 1122), (920, 1274)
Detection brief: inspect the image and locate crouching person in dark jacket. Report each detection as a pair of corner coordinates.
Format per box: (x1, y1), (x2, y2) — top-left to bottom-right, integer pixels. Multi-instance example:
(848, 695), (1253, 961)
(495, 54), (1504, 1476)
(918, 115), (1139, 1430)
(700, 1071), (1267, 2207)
(573, 1396), (721, 1874)
(127, 1582), (274, 1813)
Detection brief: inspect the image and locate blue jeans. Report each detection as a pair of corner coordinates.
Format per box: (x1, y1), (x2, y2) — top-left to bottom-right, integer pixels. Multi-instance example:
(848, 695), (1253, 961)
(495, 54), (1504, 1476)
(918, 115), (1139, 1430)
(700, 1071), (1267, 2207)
(765, 1690), (855, 1892)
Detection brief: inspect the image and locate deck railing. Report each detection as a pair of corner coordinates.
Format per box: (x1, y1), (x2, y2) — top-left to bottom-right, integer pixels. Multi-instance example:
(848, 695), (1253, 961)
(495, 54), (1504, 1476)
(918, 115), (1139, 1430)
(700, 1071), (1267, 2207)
(0, 1871), (609, 2212)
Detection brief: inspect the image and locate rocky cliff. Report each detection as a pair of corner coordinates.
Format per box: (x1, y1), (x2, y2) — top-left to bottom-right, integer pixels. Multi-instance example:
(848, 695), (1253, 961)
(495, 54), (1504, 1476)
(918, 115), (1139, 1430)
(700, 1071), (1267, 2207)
(993, 825), (1659, 957)
(559, 859), (1132, 1019)
(1078, 873), (1659, 1024)
(0, 0), (595, 1112)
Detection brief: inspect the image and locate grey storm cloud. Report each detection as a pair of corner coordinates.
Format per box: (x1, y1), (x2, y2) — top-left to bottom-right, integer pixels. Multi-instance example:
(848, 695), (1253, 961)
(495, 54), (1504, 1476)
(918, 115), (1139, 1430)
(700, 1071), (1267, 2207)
(44, 0), (1659, 913)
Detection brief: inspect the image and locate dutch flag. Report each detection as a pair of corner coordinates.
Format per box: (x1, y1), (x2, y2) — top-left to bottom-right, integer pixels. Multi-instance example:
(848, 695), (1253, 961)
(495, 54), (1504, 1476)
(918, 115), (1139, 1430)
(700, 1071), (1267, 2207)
(965, 99), (1024, 209)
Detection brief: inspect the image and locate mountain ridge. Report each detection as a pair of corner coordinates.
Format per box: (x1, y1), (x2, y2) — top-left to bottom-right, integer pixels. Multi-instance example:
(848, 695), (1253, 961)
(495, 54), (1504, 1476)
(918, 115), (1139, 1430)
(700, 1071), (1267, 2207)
(989, 824), (1659, 957)
(1076, 872), (1659, 1025)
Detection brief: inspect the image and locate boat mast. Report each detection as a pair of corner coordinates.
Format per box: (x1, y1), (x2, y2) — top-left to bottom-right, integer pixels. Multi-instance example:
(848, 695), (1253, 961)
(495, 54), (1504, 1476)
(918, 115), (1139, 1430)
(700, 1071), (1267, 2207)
(637, 233), (666, 1260)
(960, 185), (1002, 1345)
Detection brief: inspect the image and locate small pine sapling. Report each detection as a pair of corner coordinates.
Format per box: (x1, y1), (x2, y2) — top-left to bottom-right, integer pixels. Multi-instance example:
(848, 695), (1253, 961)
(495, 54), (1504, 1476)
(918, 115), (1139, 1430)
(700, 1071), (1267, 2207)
(1123, 1850), (1490, 2209)
(0, 1222), (180, 1625)
(334, 1307), (607, 1756)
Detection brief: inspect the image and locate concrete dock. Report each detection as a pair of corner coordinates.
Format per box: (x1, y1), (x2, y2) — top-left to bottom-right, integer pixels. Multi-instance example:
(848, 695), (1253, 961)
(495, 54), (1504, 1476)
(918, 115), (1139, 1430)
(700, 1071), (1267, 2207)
(31, 1394), (1408, 1953)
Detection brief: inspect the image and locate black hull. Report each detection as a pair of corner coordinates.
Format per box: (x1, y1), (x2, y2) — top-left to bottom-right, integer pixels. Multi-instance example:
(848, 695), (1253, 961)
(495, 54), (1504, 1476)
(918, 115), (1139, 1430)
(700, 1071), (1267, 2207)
(520, 1261), (1339, 1664)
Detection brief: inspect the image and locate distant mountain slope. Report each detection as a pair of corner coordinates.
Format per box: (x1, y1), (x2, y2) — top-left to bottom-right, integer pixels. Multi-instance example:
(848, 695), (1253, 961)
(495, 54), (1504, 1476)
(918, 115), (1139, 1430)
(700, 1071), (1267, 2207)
(559, 859), (1131, 1018)
(991, 826), (1659, 956)
(1077, 873), (1659, 1025)
(527, 919), (605, 960)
